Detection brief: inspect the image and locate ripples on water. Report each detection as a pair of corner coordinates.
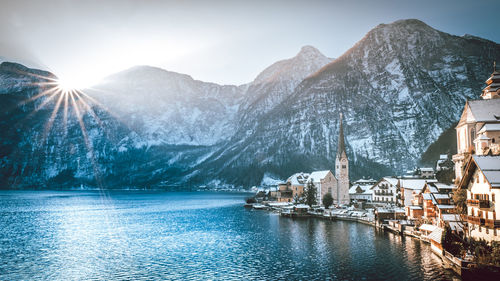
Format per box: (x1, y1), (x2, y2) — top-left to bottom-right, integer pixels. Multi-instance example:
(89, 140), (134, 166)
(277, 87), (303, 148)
(0, 191), (460, 280)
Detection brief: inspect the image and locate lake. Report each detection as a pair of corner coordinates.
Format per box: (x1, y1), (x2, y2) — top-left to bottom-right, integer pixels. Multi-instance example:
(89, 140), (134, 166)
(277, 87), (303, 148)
(0, 191), (459, 280)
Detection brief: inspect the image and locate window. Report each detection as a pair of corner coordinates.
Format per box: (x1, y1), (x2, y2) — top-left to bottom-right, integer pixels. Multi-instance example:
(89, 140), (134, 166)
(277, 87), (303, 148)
(342, 165), (346, 168)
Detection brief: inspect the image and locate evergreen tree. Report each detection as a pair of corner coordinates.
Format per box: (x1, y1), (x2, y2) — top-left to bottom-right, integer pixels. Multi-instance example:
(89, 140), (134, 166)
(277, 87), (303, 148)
(305, 181), (317, 207)
(322, 193), (333, 209)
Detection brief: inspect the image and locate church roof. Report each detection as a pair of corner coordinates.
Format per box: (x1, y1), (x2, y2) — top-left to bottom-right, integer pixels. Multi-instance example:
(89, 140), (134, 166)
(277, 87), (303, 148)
(467, 99), (500, 122)
(478, 123), (500, 133)
(309, 170), (332, 181)
(337, 113), (347, 158)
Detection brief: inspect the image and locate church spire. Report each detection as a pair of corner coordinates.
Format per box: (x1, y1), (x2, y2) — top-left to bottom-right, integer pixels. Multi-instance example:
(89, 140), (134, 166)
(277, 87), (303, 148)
(337, 113), (346, 158)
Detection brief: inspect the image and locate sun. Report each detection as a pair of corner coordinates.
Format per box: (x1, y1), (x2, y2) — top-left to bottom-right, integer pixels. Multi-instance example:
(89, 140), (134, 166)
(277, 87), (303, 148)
(56, 77), (85, 93)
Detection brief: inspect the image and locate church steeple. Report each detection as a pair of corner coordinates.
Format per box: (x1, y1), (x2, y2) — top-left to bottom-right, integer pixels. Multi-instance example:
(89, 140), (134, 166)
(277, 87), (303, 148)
(337, 113), (347, 159)
(335, 112), (349, 205)
(481, 61), (500, 100)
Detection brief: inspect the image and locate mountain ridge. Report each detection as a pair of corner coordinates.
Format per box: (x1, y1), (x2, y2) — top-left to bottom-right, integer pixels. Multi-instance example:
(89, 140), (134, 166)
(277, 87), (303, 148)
(1, 19), (499, 189)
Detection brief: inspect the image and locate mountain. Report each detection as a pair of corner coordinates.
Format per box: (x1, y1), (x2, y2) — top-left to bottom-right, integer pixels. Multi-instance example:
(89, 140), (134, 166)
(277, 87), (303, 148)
(1, 19), (499, 189)
(88, 66), (247, 146)
(0, 45), (332, 189)
(189, 19), (500, 186)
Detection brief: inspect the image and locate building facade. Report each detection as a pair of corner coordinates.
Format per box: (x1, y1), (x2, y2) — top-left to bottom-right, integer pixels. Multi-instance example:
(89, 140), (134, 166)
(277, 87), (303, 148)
(309, 170), (337, 205)
(459, 155), (500, 242)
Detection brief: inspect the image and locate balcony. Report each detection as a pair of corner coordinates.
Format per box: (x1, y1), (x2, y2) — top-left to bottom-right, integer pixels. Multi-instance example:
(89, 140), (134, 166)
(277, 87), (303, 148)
(374, 191), (394, 196)
(467, 199), (490, 209)
(467, 215), (485, 226)
(485, 219), (500, 229)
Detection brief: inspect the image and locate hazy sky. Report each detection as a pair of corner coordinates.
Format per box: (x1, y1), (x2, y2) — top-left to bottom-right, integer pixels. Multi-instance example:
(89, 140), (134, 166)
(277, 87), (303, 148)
(1, 0), (499, 86)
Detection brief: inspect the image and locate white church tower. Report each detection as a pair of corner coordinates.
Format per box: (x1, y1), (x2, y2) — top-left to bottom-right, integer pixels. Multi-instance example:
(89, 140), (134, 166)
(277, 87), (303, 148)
(335, 113), (350, 205)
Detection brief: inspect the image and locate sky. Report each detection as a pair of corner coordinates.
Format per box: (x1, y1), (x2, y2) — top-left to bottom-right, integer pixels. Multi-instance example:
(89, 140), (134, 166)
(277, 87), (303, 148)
(1, 0), (499, 87)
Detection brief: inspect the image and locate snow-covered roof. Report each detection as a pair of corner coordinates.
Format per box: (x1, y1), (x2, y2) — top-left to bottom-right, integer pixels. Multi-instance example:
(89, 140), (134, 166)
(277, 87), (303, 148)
(439, 154), (448, 160)
(425, 184), (439, 193)
(349, 184), (373, 194)
(478, 123), (500, 133)
(419, 224), (437, 232)
(399, 179), (429, 190)
(441, 214), (461, 222)
(353, 178), (376, 184)
(448, 222), (464, 233)
(420, 168), (434, 172)
(428, 228), (443, 243)
(468, 99), (500, 122)
(436, 204), (455, 209)
(309, 170), (331, 182)
(473, 155), (500, 188)
(287, 172), (310, 185)
(409, 206), (423, 210)
(474, 134), (491, 142)
(422, 193), (433, 200)
(433, 194), (450, 200)
(434, 183), (455, 190)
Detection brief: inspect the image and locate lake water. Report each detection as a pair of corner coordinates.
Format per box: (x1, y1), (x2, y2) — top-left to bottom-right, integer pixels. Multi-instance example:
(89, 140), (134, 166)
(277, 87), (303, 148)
(0, 191), (459, 280)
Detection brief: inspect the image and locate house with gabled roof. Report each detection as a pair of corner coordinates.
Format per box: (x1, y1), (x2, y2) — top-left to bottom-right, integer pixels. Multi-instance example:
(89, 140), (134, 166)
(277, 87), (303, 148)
(458, 155), (500, 242)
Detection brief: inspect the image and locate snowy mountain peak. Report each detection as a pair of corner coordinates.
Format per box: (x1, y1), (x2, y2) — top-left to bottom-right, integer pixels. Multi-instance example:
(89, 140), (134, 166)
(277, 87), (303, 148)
(296, 45), (325, 59)
(252, 45), (331, 85)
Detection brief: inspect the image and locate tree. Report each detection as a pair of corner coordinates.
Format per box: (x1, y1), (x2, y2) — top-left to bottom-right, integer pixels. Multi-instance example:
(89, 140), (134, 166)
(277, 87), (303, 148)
(323, 193), (333, 209)
(452, 188), (467, 215)
(436, 158), (455, 184)
(305, 181), (317, 207)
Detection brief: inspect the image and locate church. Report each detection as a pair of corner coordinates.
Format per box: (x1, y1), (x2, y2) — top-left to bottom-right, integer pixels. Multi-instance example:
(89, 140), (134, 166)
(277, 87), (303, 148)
(335, 113), (350, 205)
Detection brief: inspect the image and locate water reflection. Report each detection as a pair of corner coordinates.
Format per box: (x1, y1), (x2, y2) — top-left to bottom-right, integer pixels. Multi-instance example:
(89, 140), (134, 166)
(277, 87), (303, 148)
(0, 191), (459, 280)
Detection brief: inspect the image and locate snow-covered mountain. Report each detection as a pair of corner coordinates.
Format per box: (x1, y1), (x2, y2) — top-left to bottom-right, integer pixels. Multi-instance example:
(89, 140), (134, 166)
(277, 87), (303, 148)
(1, 19), (499, 189)
(88, 66), (247, 146)
(189, 19), (500, 186)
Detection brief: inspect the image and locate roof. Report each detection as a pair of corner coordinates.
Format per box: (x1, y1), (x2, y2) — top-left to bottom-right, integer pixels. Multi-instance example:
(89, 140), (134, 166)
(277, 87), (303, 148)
(337, 113), (346, 158)
(420, 168), (434, 172)
(428, 228), (444, 244)
(441, 214), (461, 222)
(448, 222), (464, 233)
(400, 179), (429, 190)
(420, 224), (438, 232)
(433, 194), (450, 200)
(409, 206), (423, 210)
(287, 172), (310, 185)
(439, 154), (448, 160)
(434, 183), (455, 190)
(349, 184), (372, 194)
(353, 178), (377, 184)
(467, 99), (500, 122)
(474, 134), (491, 142)
(436, 204), (455, 209)
(422, 193), (433, 200)
(473, 155), (500, 188)
(309, 170), (331, 181)
(425, 184), (439, 193)
(478, 123), (500, 133)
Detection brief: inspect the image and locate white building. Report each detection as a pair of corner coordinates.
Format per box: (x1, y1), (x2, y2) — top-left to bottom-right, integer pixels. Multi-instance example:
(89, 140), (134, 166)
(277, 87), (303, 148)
(308, 170), (337, 204)
(371, 177), (399, 204)
(399, 178), (437, 207)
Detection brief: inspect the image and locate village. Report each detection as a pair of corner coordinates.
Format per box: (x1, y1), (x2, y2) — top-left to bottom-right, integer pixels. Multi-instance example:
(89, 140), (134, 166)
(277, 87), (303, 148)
(246, 67), (500, 276)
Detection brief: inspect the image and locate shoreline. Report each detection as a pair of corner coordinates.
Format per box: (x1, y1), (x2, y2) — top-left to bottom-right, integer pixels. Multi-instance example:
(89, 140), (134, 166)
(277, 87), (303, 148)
(254, 204), (490, 279)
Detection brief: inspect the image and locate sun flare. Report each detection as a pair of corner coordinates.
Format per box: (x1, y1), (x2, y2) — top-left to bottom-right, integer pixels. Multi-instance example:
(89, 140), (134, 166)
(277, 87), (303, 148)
(56, 77), (87, 92)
